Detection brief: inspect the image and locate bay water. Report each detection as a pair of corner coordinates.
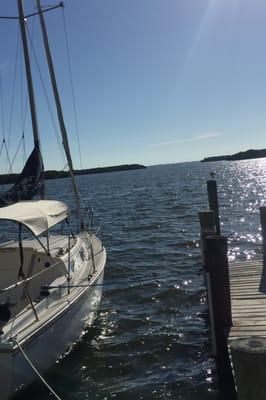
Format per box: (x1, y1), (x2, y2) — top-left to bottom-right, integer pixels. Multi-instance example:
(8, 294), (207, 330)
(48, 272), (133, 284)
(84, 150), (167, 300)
(19, 159), (266, 400)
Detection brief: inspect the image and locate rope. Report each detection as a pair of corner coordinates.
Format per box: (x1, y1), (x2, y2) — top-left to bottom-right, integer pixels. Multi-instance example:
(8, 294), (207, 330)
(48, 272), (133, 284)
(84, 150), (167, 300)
(47, 273), (180, 290)
(62, 8), (83, 169)
(15, 339), (62, 400)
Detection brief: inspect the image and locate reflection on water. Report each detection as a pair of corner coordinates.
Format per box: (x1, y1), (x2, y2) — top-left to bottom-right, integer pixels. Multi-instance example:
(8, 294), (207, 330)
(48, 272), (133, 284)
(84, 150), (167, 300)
(13, 159), (266, 399)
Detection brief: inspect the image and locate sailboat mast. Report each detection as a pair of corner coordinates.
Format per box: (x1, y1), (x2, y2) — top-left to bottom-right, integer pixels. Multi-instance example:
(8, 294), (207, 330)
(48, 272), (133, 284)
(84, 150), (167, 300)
(17, 0), (40, 148)
(36, 0), (83, 229)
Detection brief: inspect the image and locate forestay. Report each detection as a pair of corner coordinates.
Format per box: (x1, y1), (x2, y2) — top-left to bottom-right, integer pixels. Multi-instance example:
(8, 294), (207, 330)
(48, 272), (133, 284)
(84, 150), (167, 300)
(0, 200), (69, 236)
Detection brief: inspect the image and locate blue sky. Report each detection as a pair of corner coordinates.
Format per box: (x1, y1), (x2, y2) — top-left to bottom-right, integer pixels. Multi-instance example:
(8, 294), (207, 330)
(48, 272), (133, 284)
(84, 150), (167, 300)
(0, 0), (266, 171)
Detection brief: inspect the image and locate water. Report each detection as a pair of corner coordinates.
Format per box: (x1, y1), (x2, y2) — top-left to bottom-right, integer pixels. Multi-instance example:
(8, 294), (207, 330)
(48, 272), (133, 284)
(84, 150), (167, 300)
(19, 159), (266, 400)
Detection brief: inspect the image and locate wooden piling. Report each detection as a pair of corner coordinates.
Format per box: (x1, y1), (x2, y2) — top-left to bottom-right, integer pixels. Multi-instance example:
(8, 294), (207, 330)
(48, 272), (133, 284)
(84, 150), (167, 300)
(205, 235), (232, 328)
(260, 206), (266, 266)
(199, 210), (216, 268)
(207, 180), (220, 235)
(205, 235), (236, 397)
(230, 337), (266, 400)
(199, 210), (217, 354)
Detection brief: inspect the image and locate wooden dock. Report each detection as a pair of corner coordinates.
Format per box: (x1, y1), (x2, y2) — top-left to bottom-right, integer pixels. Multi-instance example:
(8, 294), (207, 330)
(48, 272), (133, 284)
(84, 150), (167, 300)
(229, 259), (266, 340)
(199, 180), (266, 400)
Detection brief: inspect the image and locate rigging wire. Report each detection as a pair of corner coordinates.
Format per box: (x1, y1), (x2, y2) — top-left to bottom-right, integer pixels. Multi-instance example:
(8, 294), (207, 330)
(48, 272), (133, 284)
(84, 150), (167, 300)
(6, 17), (34, 173)
(6, 25), (24, 173)
(5, 18), (38, 173)
(8, 135), (24, 173)
(19, 26), (27, 166)
(0, 73), (12, 173)
(0, 73), (5, 140)
(0, 140), (4, 157)
(22, 131), (26, 164)
(26, 23), (66, 166)
(7, 25), (20, 152)
(21, 14), (35, 151)
(19, 14), (37, 167)
(62, 7), (83, 169)
(15, 339), (63, 400)
(3, 139), (12, 172)
(20, 26), (24, 137)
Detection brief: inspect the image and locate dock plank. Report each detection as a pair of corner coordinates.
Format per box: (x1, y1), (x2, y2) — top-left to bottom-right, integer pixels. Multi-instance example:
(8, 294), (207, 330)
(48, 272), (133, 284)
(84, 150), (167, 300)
(228, 259), (266, 341)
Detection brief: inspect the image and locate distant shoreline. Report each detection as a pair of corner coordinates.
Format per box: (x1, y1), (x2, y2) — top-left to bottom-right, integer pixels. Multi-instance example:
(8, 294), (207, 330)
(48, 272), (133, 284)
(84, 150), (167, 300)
(0, 164), (146, 185)
(201, 149), (266, 162)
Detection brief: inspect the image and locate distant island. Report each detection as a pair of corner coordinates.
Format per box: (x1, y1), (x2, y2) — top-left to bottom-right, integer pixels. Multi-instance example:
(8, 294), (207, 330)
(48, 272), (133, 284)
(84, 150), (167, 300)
(201, 149), (266, 162)
(0, 164), (146, 185)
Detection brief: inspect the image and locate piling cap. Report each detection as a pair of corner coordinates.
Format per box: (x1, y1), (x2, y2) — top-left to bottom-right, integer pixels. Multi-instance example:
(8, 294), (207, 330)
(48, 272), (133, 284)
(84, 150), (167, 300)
(230, 337), (266, 354)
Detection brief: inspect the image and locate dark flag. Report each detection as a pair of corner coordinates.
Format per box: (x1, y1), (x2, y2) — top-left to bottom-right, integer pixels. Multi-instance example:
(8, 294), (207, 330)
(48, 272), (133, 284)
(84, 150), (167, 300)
(0, 146), (44, 207)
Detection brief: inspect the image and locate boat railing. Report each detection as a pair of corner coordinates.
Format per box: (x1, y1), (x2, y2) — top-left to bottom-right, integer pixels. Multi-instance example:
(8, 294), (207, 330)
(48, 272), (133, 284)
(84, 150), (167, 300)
(81, 206), (94, 231)
(94, 226), (104, 250)
(81, 207), (104, 249)
(0, 256), (69, 330)
(0, 257), (66, 294)
(88, 207), (94, 230)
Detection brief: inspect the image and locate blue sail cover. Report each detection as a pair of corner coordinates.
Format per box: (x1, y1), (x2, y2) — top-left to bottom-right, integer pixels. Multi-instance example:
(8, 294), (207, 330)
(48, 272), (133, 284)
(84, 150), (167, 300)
(0, 146), (44, 207)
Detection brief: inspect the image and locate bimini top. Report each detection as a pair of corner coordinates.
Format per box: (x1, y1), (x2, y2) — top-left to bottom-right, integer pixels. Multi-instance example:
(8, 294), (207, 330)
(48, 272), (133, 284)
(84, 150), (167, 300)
(0, 200), (69, 236)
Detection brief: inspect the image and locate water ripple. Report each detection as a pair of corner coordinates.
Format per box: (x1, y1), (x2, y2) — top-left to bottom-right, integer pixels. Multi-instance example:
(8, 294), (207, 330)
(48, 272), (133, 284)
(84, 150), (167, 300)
(16, 159), (266, 400)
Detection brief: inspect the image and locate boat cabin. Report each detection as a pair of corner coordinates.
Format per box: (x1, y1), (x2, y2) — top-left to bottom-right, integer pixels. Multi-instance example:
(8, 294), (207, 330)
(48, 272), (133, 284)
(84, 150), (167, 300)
(0, 200), (74, 323)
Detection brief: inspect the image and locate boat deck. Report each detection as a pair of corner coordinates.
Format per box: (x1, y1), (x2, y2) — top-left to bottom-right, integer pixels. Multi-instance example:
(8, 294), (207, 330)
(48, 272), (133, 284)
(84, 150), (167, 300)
(0, 235), (76, 257)
(229, 259), (266, 340)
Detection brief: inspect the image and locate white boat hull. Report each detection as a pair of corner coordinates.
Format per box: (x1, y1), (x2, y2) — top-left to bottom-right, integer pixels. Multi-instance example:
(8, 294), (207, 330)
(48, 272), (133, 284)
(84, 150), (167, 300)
(0, 243), (106, 399)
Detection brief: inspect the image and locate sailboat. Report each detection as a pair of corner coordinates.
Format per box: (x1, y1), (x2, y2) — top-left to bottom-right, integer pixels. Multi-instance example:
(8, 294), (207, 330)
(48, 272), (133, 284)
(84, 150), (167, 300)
(0, 1), (106, 398)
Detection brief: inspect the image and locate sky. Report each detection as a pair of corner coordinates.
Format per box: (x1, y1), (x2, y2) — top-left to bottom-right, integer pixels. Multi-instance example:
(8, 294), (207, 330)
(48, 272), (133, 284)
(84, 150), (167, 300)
(0, 0), (266, 171)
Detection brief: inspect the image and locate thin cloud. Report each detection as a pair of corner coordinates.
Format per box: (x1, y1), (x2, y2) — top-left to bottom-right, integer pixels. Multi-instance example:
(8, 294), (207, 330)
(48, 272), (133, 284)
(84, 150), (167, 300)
(153, 132), (222, 146)
(195, 132), (222, 140)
